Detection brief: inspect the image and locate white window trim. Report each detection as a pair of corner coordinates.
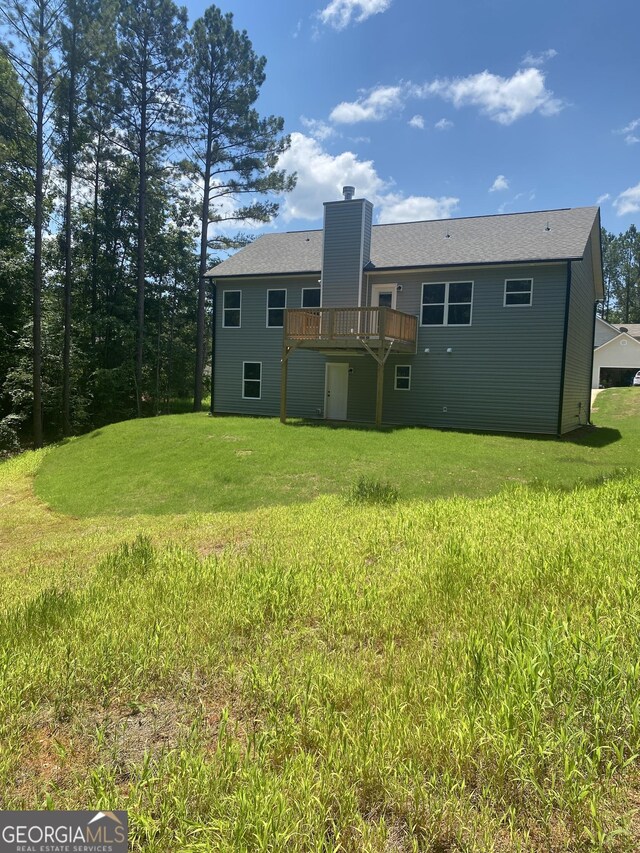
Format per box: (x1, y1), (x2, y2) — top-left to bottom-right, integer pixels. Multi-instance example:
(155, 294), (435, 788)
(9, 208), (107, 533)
(420, 281), (474, 327)
(394, 364), (411, 391)
(504, 278), (533, 307)
(301, 287), (321, 308)
(266, 288), (287, 328)
(242, 361), (262, 400)
(222, 290), (241, 329)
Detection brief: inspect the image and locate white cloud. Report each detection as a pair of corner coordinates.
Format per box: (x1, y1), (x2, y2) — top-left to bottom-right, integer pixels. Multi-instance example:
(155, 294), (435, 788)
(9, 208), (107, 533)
(318, 0), (391, 30)
(292, 19), (302, 38)
(597, 193), (611, 205)
(408, 114), (424, 129)
(276, 132), (387, 221)
(614, 117), (640, 145)
(417, 68), (563, 125)
(377, 193), (459, 224)
(330, 84), (404, 124)
(300, 116), (336, 141)
(276, 132), (460, 225)
(435, 118), (453, 130)
(521, 48), (558, 67)
(489, 174), (509, 193)
(613, 182), (640, 216)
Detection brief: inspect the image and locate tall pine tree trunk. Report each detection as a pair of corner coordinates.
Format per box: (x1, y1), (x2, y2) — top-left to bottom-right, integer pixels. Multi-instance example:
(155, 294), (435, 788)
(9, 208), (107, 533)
(90, 132), (101, 352)
(62, 16), (77, 436)
(193, 94), (214, 412)
(32, 1), (45, 448)
(135, 74), (147, 417)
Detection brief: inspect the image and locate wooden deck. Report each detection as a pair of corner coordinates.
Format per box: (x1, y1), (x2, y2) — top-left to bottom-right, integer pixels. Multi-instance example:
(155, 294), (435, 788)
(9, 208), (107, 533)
(280, 307), (418, 428)
(284, 306), (417, 352)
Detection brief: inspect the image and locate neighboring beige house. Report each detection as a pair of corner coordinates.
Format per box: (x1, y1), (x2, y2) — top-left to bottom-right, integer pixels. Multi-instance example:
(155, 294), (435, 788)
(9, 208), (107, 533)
(592, 317), (640, 388)
(614, 323), (640, 340)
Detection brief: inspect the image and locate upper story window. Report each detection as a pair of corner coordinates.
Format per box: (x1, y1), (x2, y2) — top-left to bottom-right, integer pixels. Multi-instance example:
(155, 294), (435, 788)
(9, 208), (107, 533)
(267, 289), (286, 327)
(421, 281), (473, 326)
(223, 290), (241, 328)
(301, 287), (321, 308)
(504, 278), (533, 307)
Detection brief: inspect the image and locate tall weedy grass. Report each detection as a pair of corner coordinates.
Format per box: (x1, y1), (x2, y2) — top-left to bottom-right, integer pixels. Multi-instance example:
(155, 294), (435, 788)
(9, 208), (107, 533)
(1, 465), (640, 850)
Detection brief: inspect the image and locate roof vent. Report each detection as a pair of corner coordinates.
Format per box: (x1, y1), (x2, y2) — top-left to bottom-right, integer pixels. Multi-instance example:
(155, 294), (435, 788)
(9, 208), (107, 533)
(620, 326), (628, 333)
(544, 220), (551, 231)
(342, 185), (355, 201)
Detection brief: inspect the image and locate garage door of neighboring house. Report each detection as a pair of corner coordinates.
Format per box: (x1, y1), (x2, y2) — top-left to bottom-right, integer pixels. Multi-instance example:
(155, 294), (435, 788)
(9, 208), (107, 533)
(592, 334), (640, 388)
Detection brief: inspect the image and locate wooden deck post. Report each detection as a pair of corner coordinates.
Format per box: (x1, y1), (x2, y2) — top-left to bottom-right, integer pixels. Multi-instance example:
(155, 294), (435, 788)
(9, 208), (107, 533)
(375, 308), (386, 428)
(375, 359), (384, 427)
(280, 343), (288, 424)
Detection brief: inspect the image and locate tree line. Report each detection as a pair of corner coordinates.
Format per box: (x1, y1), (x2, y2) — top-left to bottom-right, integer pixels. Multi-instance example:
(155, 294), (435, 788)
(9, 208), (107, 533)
(601, 226), (640, 326)
(0, 0), (293, 452)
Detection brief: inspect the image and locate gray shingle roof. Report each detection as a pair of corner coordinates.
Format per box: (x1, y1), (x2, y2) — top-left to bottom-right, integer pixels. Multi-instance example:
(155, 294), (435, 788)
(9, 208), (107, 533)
(207, 206), (599, 278)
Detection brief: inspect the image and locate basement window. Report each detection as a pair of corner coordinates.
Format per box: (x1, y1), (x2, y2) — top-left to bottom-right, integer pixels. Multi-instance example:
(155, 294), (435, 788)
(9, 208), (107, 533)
(242, 362), (262, 399)
(504, 278), (533, 306)
(394, 365), (411, 391)
(223, 291), (241, 328)
(267, 289), (286, 327)
(421, 281), (473, 326)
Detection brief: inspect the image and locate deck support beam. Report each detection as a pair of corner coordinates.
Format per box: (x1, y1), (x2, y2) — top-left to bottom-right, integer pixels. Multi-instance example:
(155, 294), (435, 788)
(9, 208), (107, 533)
(375, 359), (384, 428)
(280, 341), (299, 424)
(280, 343), (288, 424)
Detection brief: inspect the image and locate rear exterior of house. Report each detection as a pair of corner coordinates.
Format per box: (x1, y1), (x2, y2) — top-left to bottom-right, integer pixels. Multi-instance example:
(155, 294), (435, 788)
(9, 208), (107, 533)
(208, 190), (603, 435)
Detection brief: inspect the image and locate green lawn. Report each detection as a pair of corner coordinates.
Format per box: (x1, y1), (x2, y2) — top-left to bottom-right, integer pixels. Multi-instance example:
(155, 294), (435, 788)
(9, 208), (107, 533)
(35, 388), (640, 516)
(2, 389), (640, 851)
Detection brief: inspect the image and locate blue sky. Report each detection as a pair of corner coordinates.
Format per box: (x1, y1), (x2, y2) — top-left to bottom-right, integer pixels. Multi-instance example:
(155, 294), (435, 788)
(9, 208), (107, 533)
(184, 0), (640, 235)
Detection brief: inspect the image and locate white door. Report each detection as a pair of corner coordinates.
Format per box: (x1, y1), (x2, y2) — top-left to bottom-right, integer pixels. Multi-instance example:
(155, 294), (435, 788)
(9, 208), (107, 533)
(371, 284), (397, 309)
(370, 285), (397, 335)
(325, 363), (349, 420)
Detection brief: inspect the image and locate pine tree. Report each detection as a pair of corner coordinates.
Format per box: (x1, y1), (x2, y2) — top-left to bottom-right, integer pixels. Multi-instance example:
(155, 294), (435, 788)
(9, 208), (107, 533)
(186, 6), (295, 411)
(1, 0), (64, 446)
(111, 0), (187, 415)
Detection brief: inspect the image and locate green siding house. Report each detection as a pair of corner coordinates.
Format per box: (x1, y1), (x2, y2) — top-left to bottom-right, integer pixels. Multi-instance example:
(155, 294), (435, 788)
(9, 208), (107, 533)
(207, 188), (603, 435)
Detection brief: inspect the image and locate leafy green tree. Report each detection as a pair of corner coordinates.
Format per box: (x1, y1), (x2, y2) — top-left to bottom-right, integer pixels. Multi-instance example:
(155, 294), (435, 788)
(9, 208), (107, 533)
(186, 6), (295, 411)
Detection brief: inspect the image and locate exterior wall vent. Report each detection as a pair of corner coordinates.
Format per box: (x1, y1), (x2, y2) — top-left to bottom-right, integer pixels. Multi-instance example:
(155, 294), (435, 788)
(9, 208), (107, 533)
(342, 185), (355, 201)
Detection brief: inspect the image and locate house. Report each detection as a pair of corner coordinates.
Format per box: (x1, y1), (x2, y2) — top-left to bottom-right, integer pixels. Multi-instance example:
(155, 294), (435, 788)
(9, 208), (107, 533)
(206, 188), (603, 435)
(592, 317), (640, 388)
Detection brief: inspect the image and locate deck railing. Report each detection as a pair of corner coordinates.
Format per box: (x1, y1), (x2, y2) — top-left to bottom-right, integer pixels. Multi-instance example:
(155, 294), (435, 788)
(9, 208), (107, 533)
(285, 306), (417, 346)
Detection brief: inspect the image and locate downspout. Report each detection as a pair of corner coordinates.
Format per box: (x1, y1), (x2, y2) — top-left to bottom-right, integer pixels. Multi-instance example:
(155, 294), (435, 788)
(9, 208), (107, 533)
(587, 300), (600, 424)
(210, 278), (216, 415)
(358, 204), (365, 307)
(556, 261), (572, 435)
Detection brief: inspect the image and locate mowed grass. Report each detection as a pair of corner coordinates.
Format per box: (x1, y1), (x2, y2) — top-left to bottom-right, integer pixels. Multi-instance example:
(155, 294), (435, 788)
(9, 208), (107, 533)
(34, 388), (640, 515)
(1, 389), (640, 850)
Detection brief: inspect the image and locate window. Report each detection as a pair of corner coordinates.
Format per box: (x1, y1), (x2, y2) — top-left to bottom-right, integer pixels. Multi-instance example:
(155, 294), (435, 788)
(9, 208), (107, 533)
(421, 281), (473, 326)
(504, 278), (533, 307)
(223, 291), (241, 328)
(267, 289), (286, 327)
(394, 365), (411, 391)
(242, 362), (261, 399)
(301, 287), (321, 308)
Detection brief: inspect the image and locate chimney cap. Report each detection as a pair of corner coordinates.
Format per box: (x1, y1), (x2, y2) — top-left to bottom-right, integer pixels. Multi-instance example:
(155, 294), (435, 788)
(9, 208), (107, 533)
(342, 185), (355, 201)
